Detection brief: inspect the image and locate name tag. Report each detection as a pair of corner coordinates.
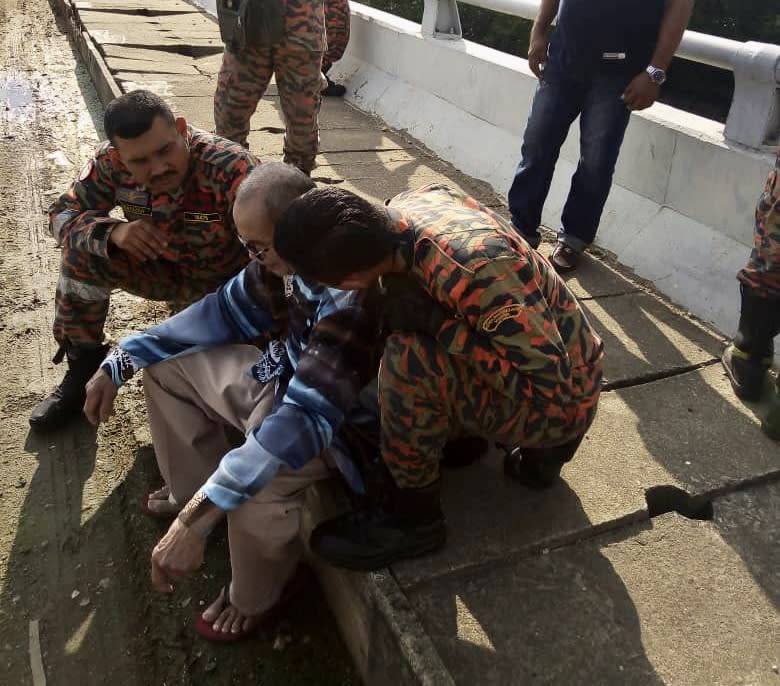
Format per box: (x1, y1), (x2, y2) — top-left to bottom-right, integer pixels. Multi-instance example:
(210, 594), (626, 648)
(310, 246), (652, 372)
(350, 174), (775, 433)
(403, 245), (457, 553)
(120, 202), (152, 216)
(602, 52), (627, 60)
(184, 212), (222, 223)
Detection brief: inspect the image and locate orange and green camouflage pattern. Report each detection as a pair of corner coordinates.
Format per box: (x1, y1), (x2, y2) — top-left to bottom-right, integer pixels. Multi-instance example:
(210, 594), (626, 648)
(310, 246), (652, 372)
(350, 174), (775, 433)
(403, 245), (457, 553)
(738, 148), (780, 299)
(379, 184), (604, 488)
(50, 127), (255, 350)
(214, 0), (324, 172)
(323, 0), (350, 74)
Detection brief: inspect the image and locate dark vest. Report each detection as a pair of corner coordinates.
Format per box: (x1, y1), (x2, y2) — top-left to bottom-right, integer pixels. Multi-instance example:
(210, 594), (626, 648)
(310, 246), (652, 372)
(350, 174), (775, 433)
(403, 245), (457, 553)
(550, 0), (666, 75)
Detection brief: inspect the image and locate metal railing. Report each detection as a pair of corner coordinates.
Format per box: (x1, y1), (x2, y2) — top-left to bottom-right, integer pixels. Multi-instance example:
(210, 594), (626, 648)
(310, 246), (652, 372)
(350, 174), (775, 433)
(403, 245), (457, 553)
(421, 0), (780, 147)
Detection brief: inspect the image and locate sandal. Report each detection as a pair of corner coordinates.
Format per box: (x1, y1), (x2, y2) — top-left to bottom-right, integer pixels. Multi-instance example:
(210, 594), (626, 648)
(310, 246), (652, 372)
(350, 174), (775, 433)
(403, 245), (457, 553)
(550, 242), (581, 272)
(195, 565), (312, 643)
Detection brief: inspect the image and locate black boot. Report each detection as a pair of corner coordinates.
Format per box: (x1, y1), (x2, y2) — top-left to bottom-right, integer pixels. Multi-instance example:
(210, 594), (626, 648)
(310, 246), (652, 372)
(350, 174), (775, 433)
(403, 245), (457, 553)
(441, 436), (490, 469)
(722, 286), (779, 401)
(322, 75), (346, 97)
(503, 435), (584, 489)
(29, 344), (110, 432)
(310, 480), (446, 571)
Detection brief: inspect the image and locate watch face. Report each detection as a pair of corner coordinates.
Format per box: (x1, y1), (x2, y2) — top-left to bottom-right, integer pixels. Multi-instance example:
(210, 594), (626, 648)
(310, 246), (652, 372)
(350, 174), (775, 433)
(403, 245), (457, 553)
(649, 68), (666, 84)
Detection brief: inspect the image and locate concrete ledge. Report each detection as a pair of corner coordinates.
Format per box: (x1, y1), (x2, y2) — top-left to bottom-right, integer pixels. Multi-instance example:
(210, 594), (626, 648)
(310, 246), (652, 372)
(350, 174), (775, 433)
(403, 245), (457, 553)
(303, 482), (455, 686)
(50, 0), (122, 105)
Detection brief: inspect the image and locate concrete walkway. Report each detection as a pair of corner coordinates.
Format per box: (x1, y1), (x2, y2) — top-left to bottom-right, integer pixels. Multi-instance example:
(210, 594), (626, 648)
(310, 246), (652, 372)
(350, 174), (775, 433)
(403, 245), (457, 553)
(55, 0), (779, 683)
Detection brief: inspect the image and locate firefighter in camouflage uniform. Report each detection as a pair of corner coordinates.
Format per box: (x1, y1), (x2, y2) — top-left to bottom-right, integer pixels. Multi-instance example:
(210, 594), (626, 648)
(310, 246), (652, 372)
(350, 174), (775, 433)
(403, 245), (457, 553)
(274, 183), (604, 570)
(30, 90), (255, 432)
(213, 0), (325, 173)
(722, 147), (780, 440)
(321, 0), (350, 96)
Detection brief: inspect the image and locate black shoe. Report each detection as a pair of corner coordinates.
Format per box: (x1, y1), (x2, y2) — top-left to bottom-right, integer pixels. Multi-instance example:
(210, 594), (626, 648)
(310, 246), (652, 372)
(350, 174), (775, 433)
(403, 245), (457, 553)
(721, 343), (769, 401)
(503, 435), (583, 489)
(322, 75), (346, 97)
(721, 286), (779, 401)
(29, 345), (109, 432)
(441, 436), (489, 469)
(310, 481), (445, 571)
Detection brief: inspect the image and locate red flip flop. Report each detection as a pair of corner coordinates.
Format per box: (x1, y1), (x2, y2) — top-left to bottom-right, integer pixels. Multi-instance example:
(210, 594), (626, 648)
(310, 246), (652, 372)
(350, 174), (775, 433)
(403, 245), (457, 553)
(195, 565), (312, 643)
(141, 492), (180, 520)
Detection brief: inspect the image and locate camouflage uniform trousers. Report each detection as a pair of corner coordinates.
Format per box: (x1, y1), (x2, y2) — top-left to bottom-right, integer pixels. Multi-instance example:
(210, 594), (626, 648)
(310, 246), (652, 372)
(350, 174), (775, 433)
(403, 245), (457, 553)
(53, 239), (249, 352)
(738, 149), (780, 299)
(322, 0), (350, 74)
(214, 44), (323, 173)
(379, 332), (601, 489)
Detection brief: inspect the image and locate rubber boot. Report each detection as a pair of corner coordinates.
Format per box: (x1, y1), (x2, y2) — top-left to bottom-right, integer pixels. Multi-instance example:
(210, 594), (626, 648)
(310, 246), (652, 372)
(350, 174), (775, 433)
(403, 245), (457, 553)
(762, 375), (780, 441)
(322, 74), (346, 97)
(722, 286), (777, 401)
(29, 344), (110, 432)
(503, 435), (584, 489)
(441, 436), (489, 469)
(309, 480), (446, 571)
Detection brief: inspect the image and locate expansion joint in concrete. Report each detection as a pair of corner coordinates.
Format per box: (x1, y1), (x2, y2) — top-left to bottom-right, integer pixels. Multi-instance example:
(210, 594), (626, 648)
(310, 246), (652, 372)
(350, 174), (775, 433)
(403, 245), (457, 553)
(602, 357), (722, 392)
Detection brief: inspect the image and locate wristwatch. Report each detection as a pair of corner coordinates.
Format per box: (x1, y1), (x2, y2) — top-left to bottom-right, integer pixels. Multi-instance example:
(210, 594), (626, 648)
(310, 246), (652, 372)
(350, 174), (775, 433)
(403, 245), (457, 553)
(645, 65), (667, 85)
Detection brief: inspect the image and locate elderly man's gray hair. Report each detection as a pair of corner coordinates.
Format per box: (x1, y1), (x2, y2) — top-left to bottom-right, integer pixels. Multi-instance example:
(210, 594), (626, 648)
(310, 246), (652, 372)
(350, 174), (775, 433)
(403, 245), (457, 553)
(235, 161), (316, 220)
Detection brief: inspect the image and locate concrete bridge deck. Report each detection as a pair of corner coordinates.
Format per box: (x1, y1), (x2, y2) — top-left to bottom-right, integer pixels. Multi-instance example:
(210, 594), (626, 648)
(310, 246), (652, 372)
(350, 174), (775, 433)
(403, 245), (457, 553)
(56, 0), (779, 683)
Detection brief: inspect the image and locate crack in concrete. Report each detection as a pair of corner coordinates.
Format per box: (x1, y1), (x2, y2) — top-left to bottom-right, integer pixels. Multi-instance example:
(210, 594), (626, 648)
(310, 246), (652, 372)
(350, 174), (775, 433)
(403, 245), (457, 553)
(602, 358), (721, 392)
(400, 470), (780, 596)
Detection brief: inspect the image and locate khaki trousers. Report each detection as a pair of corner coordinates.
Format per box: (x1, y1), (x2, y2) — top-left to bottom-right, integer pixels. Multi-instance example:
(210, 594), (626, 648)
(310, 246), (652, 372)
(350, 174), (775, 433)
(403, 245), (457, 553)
(142, 344), (332, 615)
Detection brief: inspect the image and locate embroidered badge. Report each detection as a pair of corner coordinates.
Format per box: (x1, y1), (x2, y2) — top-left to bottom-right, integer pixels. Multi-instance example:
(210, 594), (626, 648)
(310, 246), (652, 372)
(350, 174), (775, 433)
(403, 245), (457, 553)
(117, 188), (150, 205)
(183, 212), (222, 223)
(481, 304), (525, 333)
(78, 160), (94, 182)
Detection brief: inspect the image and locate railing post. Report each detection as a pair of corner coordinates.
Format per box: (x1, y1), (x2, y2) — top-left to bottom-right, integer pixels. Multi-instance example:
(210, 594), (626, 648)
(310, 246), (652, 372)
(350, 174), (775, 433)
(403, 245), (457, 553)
(421, 0), (462, 40)
(724, 41), (780, 148)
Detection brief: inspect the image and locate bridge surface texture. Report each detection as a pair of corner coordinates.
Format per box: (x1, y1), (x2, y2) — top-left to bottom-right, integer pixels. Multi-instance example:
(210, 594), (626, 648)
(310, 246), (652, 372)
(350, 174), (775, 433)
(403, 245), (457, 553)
(60, 0), (779, 683)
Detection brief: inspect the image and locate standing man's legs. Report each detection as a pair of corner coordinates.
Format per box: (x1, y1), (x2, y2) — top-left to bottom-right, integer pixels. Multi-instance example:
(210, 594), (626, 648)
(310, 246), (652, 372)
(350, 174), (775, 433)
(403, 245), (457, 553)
(322, 0), (350, 97)
(143, 345), (333, 628)
(507, 60), (583, 248)
(554, 72), (630, 267)
(214, 46), (274, 148)
(274, 43), (323, 173)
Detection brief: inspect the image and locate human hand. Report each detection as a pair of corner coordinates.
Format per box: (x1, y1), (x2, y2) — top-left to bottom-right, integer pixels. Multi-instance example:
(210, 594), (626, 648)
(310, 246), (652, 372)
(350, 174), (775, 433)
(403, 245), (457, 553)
(83, 367), (118, 426)
(528, 34), (549, 79)
(109, 218), (167, 262)
(151, 517), (206, 593)
(622, 72), (660, 111)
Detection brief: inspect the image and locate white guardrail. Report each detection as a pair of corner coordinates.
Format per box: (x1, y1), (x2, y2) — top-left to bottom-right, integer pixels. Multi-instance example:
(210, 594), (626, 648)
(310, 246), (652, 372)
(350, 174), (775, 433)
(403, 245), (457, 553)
(423, 0), (780, 148)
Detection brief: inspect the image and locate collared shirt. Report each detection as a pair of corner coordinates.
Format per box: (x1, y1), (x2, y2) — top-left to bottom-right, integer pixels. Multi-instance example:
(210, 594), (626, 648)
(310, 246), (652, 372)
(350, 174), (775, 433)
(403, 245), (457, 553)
(48, 127), (257, 272)
(100, 261), (384, 511)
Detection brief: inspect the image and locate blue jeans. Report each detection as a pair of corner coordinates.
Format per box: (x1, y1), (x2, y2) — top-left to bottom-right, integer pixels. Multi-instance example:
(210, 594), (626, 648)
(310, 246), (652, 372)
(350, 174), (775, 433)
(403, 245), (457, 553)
(507, 56), (632, 251)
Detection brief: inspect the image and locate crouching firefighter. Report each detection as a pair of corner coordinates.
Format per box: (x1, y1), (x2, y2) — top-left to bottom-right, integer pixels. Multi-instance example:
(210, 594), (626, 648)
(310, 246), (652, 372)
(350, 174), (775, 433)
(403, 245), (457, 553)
(273, 183), (605, 570)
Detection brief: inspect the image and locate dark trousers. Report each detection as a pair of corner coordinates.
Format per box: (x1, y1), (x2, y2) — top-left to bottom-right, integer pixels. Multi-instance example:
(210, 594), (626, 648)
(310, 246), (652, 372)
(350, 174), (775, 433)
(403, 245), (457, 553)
(507, 56), (632, 251)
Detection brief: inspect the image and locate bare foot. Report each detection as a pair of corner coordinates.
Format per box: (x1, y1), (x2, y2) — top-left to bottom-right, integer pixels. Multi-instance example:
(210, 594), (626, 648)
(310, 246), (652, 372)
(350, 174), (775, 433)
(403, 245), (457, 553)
(200, 585), (258, 635)
(146, 486), (181, 517)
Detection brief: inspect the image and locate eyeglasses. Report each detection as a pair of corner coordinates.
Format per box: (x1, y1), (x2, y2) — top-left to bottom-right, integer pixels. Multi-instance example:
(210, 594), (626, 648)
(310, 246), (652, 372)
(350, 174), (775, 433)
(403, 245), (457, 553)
(238, 234), (270, 262)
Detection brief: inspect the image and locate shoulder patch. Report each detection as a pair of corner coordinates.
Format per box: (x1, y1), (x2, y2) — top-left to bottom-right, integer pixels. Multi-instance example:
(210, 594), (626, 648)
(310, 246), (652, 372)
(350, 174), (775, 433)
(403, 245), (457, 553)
(482, 304), (525, 333)
(78, 159), (94, 182)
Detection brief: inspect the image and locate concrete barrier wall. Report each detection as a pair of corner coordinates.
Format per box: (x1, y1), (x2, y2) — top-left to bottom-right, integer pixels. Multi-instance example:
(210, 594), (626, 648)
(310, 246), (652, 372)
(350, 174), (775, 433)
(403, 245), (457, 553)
(332, 4), (777, 343)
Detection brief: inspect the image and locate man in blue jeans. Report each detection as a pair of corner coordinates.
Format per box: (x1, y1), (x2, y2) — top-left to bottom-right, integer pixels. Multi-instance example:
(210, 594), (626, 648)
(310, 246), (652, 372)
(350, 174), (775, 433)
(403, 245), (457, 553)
(508, 0), (694, 271)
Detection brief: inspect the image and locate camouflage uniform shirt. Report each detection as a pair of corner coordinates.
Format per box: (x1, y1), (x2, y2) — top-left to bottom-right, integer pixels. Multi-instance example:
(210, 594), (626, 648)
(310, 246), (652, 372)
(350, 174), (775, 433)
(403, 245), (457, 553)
(49, 126), (257, 275)
(387, 184), (604, 442)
